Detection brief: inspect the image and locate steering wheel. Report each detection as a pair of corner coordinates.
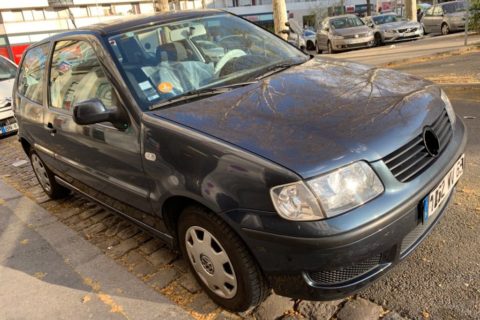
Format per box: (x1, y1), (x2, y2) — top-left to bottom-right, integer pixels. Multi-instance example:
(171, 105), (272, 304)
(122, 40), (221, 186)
(214, 49), (247, 76)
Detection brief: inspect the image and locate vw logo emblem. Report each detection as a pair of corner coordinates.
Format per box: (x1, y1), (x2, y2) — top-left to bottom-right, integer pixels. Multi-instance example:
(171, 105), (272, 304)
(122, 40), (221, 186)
(200, 254), (215, 275)
(423, 127), (440, 157)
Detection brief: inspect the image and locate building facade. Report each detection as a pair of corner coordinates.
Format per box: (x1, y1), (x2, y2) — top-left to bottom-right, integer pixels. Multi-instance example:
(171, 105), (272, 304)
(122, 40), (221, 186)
(0, 0), (395, 63)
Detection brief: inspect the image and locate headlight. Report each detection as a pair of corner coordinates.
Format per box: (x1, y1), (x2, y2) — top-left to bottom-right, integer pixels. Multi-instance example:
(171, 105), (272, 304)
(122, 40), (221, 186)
(384, 29), (396, 34)
(367, 31), (374, 36)
(307, 162), (384, 218)
(441, 90), (456, 125)
(270, 181), (324, 221)
(270, 162), (384, 221)
(331, 35), (344, 40)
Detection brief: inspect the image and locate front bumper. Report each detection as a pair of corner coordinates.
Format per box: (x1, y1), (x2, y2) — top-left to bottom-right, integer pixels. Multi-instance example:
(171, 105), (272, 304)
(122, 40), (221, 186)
(331, 36), (375, 51)
(222, 116), (466, 300)
(383, 29), (423, 43)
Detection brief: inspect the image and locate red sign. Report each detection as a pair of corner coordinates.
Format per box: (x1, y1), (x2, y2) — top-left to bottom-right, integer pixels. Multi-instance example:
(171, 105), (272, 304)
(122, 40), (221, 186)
(11, 44), (30, 64)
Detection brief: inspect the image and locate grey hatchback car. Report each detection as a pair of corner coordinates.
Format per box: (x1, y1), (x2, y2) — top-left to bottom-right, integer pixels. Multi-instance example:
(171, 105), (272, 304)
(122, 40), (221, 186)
(422, 1), (466, 35)
(14, 10), (466, 312)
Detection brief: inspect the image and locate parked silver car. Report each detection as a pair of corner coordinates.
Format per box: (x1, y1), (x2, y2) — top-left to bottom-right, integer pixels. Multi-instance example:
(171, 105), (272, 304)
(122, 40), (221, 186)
(0, 55), (18, 137)
(316, 15), (374, 54)
(422, 1), (466, 35)
(364, 13), (423, 45)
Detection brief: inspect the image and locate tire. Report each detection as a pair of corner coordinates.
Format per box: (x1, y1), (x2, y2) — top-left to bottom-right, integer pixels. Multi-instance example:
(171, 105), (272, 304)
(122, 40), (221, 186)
(306, 40), (314, 51)
(374, 33), (383, 46)
(178, 206), (268, 311)
(441, 23), (449, 36)
(327, 41), (335, 54)
(315, 41), (322, 54)
(29, 150), (70, 199)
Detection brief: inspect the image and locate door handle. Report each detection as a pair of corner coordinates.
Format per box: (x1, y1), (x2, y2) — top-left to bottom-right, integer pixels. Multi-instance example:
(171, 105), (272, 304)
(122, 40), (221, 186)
(46, 122), (57, 135)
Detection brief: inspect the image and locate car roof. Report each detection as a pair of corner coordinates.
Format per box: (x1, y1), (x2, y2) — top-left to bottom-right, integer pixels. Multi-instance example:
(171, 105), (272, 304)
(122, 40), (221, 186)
(327, 15), (358, 20)
(439, 0), (464, 5)
(36, 9), (224, 44)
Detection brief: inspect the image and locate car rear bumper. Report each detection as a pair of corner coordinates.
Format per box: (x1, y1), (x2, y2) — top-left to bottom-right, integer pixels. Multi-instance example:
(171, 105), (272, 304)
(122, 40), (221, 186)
(222, 116), (466, 300)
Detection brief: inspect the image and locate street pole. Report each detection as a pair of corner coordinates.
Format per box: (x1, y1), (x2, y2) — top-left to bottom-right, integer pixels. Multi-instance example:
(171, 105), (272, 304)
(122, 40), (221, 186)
(367, 0), (372, 16)
(465, 0), (470, 46)
(273, 0), (288, 40)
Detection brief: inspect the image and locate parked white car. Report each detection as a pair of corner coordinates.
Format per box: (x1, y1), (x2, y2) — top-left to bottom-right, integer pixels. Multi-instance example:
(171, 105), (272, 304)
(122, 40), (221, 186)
(0, 56), (18, 137)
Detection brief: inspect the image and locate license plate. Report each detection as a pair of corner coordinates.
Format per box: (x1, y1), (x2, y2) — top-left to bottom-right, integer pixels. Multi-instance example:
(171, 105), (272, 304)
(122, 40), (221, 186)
(422, 154), (465, 222)
(1, 122), (18, 135)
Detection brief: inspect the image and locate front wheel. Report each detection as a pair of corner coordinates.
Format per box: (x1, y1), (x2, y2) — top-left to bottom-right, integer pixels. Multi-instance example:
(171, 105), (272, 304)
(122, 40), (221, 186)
(178, 206), (268, 311)
(327, 41), (335, 54)
(441, 23), (450, 35)
(315, 41), (322, 54)
(374, 33), (383, 46)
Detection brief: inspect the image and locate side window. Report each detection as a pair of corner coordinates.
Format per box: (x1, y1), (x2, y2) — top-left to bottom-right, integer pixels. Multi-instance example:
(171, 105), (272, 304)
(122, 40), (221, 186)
(425, 7), (434, 16)
(49, 40), (115, 113)
(434, 6), (443, 16)
(17, 44), (49, 104)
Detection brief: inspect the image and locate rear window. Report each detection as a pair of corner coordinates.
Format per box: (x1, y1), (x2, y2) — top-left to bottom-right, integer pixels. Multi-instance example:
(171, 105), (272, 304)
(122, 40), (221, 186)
(443, 2), (465, 13)
(17, 44), (49, 104)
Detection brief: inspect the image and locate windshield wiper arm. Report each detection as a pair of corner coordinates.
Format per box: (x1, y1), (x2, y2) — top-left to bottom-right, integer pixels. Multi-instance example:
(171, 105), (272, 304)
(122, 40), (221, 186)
(149, 81), (257, 110)
(254, 60), (306, 80)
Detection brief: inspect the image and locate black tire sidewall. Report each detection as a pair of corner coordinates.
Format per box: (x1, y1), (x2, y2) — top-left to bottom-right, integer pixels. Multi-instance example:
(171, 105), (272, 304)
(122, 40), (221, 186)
(178, 208), (262, 311)
(29, 150), (69, 199)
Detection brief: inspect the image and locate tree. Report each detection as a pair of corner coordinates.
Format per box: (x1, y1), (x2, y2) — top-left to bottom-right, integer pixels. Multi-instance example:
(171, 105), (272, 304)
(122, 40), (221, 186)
(155, 0), (170, 12)
(470, 0), (480, 33)
(367, 0), (371, 16)
(273, 0), (288, 40)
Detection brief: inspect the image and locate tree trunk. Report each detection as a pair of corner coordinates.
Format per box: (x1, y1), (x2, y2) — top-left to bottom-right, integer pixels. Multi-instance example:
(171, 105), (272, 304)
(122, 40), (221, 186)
(155, 0), (170, 12)
(405, 0), (417, 21)
(366, 0), (371, 16)
(273, 0), (288, 40)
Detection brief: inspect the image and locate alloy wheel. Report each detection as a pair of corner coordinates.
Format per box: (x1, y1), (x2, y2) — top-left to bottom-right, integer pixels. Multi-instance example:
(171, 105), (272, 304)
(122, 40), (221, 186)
(185, 226), (237, 299)
(31, 153), (51, 193)
(442, 24), (449, 35)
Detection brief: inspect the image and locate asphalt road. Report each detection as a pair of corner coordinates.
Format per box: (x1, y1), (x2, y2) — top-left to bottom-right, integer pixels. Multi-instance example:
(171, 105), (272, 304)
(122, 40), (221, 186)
(350, 54), (480, 319)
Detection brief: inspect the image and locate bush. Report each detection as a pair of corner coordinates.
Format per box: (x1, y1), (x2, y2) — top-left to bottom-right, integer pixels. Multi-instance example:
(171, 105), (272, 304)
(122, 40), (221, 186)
(470, 0), (480, 33)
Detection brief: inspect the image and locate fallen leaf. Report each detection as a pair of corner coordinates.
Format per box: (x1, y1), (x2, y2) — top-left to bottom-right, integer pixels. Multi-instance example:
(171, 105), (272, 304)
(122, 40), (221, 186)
(82, 295), (91, 304)
(422, 311), (430, 319)
(0, 198), (5, 205)
(34, 272), (47, 280)
(20, 239), (29, 245)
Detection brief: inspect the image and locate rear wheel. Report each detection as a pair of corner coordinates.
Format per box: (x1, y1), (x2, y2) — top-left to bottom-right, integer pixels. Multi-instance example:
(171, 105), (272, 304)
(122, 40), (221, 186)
(306, 40), (314, 51)
(441, 23), (450, 35)
(30, 150), (70, 199)
(374, 33), (383, 46)
(178, 206), (268, 311)
(315, 41), (322, 54)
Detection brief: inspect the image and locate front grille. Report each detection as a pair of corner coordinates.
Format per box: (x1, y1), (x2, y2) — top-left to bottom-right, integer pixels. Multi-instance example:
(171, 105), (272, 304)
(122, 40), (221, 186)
(397, 27), (418, 33)
(307, 254), (381, 285)
(383, 109), (452, 182)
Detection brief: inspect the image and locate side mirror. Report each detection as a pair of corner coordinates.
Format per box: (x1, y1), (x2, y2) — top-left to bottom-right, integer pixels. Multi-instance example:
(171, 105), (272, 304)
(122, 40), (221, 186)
(73, 98), (128, 131)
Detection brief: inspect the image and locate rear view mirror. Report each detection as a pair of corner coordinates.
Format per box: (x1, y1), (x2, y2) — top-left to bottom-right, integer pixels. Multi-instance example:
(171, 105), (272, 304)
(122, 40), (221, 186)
(73, 98), (128, 131)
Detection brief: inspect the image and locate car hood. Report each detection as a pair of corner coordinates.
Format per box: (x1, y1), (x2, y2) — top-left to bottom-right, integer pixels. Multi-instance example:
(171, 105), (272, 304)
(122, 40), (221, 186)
(333, 26), (372, 36)
(379, 21), (420, 30)
(151, 57), (444, 179)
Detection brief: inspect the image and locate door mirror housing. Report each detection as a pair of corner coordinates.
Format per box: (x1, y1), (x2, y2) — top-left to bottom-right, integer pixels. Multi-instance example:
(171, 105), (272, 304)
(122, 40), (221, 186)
(73, 98), (129, 131)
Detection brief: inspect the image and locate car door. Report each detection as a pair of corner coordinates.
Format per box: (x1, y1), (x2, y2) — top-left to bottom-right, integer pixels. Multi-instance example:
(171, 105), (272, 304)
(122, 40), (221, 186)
(45, 37), (155, 217)
(422, 6), (435, 33)
(432, 5), (445, 33)
(14, 43), (57, 167)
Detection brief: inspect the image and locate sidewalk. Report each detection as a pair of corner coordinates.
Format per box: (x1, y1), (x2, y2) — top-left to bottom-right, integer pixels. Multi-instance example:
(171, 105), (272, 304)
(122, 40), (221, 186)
(330, 33), (480, 66)
(0, 180), (191, 320)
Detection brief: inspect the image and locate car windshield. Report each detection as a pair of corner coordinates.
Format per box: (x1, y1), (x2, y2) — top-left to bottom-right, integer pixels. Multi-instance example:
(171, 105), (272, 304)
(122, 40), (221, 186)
(372, 14), (400, 24)
(330, 17), (365, 29)
(443, 2), (466, 13)
(303, 30), (315, 37)
(0, 57), (17, 81)
(107, 13), (307, 110)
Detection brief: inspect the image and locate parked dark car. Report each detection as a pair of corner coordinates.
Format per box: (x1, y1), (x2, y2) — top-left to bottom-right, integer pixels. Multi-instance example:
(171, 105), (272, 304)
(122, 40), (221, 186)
(14, 10), (466, 312)
(422, 1), (466, 35)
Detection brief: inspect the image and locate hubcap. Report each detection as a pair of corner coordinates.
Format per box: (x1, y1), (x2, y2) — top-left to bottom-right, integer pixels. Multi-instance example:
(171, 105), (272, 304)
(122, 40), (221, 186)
(185, 226), (237, 299)
(31, 154), (51, 193)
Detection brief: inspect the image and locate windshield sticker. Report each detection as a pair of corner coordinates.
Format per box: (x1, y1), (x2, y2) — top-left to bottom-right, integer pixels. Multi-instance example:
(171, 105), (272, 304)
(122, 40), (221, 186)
(139, 81), (160, 101)
(139, 81), (153, 91)
(158, 82), (173, 93)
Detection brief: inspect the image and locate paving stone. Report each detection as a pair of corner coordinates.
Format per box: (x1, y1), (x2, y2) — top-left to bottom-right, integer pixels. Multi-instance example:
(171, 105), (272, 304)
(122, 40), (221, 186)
(278, 314), (305, 320)
(133, 232), (152, 244)
(83, 222), (107, 236)
(117, 225), (140, 240)
(148, 268), (180, 289)
(383, 311), (408, 320)
(139, 238), (164, 255)
(296, 300), (342, 319)
(215, 310), (242, 320)
(254, 294), (295, 320)
(132, 261), (157, 277)
(147, 248), (177, 266)
(89, 211), (110, 223)
(337, 298), (383, 320)
(189, 292), (219, 315)
(172, 258), (189, 273)
(105, 237), (120, 248)
(78, 207), (102, 220)
(125, 250), (146, 267)
(72, 218), (95, 230)
(178, 272), (201, 293)
(102, 215), (119, 228)
(105, 220), (130, 237)
(108, 238), (139, 259)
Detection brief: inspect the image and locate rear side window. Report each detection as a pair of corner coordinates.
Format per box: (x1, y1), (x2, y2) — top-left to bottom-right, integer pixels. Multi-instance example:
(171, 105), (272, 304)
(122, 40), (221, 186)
(17, 44), (49, 104)
(49, 40), (114, 113)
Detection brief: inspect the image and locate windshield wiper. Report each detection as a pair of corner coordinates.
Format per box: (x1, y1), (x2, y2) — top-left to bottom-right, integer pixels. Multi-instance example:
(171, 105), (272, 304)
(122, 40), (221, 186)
(149, 81), (257, 110)
(253, 59), (307, 80)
